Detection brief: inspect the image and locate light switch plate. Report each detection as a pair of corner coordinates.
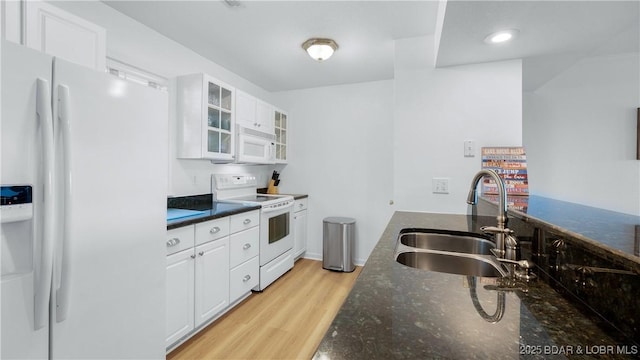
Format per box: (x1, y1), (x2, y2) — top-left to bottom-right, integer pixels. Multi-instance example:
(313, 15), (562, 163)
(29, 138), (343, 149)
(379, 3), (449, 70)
(432, 178), (450, 194)
(464, 140), (475, 157)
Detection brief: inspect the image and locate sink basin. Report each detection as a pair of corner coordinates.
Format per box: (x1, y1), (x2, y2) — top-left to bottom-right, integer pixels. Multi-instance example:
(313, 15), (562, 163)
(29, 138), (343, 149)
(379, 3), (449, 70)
(399, 229), (495, 255)
(395, 251), (505, 277)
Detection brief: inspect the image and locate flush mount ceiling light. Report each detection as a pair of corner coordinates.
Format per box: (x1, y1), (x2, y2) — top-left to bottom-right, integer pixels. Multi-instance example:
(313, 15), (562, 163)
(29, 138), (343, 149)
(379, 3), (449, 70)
(302, 38), (339, 61)
(484, 29), (519, 44)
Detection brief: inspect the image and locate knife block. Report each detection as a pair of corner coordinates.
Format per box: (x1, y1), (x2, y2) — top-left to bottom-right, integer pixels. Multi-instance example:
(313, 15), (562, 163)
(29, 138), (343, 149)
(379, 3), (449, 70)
(267, 179), (279, 194)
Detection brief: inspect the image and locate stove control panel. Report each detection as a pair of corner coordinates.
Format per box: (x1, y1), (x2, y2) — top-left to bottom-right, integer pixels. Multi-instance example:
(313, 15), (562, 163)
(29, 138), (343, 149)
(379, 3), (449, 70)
(212, 174), (257, 190)
(263, 199), (294, 210)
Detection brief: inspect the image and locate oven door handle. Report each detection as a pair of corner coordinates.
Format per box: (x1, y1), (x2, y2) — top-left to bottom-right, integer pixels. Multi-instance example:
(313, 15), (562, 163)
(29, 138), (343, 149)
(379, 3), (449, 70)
(261, 201), (294, 214)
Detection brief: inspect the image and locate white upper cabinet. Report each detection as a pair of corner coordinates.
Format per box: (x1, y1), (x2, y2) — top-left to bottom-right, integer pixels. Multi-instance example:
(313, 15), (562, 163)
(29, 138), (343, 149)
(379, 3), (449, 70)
(24, 0), (106, 71)
(274, 109), (288, 164)
(235, 90), (274, 134)
(256, 99), (274, 134)
(176, 73), (235, 162)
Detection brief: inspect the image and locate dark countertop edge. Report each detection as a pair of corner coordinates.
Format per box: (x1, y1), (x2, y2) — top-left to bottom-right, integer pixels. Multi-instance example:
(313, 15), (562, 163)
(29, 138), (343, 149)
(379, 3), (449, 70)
(166, 205), (261, 230)
(479, 197), (640, 269)
(313, 211), (637, 359)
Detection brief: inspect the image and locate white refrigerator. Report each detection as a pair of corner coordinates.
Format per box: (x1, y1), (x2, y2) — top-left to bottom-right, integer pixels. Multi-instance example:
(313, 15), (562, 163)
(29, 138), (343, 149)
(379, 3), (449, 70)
(1, 40), (167, 359)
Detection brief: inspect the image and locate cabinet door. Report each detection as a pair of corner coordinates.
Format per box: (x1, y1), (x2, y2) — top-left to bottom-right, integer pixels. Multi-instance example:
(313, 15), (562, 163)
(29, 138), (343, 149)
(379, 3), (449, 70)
(229, 226), (259, 269)
(194, 238), (229, 327)
(293, 209), (308, 259)
(274, 110), (288, 163)
(166, 249), (195, 348)
(235, 90), (256, 129)
(25, 0), (106, 70)
(256, 100), (274, 134)
(229, 256), (259, 303)
(204, 78), (233, 159)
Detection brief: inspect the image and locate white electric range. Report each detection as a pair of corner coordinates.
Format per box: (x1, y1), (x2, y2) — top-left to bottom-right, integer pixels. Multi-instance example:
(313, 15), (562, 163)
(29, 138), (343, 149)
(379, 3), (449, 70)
(212, 174), (294, 291)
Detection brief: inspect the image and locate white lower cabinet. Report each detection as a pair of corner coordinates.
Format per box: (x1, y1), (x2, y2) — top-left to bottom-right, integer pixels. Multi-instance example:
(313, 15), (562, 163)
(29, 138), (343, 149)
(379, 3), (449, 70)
(230, 256), (259, 302)
(293, 198), (308, 260)
(165, 210), (260, 351)
(165, 248), (195, 347)
(194, 238), (229, 327)
(228, 213), (260, 303)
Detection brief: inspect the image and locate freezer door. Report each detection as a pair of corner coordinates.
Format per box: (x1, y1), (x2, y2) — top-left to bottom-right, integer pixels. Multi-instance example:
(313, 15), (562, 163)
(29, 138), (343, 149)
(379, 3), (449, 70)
(1, 41), (51, 360)
(50, 57), (168, 359)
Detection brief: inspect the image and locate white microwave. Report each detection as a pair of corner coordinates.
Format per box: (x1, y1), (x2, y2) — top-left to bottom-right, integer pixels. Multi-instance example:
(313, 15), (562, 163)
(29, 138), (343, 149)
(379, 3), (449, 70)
(235, 126), (276, 164)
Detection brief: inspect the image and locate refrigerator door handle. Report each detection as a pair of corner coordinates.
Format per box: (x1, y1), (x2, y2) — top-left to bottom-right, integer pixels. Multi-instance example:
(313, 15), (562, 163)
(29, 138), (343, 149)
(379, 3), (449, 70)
(55, 84), (72, 323)
(34, 78), (55, 330)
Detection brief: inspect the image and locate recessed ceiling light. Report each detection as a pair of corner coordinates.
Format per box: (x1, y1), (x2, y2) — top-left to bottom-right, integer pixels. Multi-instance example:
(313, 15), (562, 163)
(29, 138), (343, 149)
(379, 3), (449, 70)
(302, 38), (339, 61)
(484, 29), (519, 44)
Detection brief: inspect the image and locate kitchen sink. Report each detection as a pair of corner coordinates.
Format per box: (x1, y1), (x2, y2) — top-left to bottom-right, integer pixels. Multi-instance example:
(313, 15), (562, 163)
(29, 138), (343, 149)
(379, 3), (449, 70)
(399, 229), (495, 255)
(394, 228), (507, 277)
(395, 251), (505, 277)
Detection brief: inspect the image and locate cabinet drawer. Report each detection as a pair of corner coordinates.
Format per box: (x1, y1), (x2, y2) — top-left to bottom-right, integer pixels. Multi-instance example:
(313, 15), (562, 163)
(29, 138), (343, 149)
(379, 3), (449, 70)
(166, 226), (195, 255)
(230, 256), (259, 303)
(230, 210), (260, 233)
(229, 226), (260, 269)
(195, 217), (230, 246)
(294, 198), (308, 212)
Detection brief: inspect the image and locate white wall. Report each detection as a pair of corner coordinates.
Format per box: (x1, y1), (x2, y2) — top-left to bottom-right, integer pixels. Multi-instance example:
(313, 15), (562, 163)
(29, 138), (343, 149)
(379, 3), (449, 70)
(275, 80), (395, 265)
(43, 2), (526, 265)
(524, 52), (640, 215)
(394, 36), (523, 213)
(51, 0), (281, 196)
(274, 36), (523, 265)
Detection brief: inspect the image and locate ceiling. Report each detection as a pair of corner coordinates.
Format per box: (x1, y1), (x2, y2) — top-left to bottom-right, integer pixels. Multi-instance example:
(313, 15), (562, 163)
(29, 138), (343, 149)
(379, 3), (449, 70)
(104, 1), (639, 93)
(436, 1), (640, 92)
(103, 0), (439, 92)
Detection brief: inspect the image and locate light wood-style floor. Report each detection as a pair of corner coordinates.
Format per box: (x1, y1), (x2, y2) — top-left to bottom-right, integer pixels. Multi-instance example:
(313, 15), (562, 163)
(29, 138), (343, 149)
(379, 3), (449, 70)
(167, 259), (362, 360)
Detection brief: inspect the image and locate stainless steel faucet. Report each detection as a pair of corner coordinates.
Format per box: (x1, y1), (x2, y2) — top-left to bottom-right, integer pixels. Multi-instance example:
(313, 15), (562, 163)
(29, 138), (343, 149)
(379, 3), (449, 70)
(466, 169), (512, 259)
(466, 169), (537, 282)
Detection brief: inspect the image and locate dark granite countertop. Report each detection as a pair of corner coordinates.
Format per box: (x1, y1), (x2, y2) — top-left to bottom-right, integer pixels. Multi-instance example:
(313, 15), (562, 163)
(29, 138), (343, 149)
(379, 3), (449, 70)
(166, 194), (260, 230)
(314, 211), (639, 359)
(480, 195), (640, 265)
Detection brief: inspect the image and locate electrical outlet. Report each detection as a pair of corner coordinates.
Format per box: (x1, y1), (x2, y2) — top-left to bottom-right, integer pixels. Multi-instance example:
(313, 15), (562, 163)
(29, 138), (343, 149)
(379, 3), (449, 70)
(432, 178), (450, 194)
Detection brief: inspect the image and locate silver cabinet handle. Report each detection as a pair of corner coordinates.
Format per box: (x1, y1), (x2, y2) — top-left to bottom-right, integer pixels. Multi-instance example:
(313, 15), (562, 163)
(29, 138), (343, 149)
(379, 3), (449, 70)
(198, 251), (204, 256)
(210, 226), (220, 234)
(190, 254), (196, 259)
(242, 275), (251, 282)
(243, 243), (251, 250)
(243, 219), (251, 225)
(166, 238), (181, 247)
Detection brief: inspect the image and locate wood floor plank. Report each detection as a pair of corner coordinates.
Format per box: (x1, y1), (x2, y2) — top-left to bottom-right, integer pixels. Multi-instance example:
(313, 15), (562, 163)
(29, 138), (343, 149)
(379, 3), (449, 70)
(167, 259), (361, 360)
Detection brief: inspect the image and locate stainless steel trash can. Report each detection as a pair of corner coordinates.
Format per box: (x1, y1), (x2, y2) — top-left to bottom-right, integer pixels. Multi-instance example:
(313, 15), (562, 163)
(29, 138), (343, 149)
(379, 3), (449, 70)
(322, 217), (356, 272)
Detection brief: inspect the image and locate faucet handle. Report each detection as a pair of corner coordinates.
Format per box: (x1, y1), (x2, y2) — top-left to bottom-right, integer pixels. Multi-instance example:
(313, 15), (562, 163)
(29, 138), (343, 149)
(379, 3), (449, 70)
(480, 226), (514, 235)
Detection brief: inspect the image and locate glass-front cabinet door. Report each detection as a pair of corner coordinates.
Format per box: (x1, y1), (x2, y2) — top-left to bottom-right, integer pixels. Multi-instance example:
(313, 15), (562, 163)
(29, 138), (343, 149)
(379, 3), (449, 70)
(205, 81), (233, 158)
(274, 110), (288, 163)
(176, 73), (235, 162)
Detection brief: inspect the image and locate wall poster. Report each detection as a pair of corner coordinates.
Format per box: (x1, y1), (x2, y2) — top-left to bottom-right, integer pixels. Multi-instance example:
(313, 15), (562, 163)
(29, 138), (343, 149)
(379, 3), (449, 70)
(481, 147), (529, 211)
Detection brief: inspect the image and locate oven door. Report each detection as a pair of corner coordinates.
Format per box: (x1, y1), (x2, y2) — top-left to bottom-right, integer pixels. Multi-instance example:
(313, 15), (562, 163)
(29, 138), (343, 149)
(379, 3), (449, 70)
(259, 202), (293, 266)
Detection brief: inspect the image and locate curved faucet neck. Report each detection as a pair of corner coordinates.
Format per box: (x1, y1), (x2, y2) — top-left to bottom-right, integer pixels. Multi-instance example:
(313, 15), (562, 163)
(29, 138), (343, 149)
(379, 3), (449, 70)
(467, 169), (508, 228)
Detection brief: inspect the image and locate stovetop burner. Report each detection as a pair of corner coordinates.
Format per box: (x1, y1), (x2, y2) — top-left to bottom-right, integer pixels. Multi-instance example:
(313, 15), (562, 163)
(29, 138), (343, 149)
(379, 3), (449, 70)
(211, 174), (293, 207)
(229, 194), (288, 203)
